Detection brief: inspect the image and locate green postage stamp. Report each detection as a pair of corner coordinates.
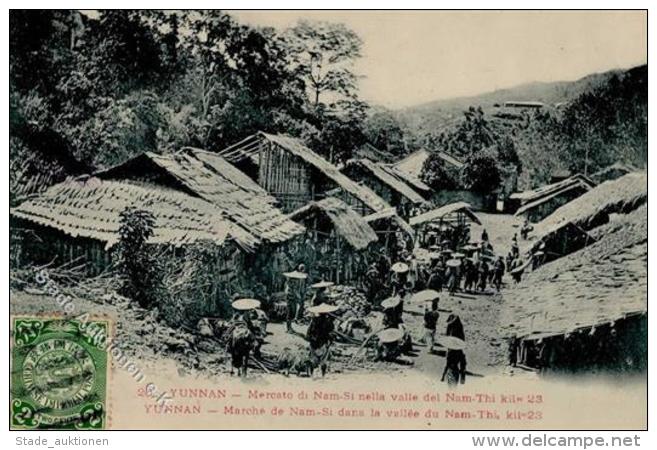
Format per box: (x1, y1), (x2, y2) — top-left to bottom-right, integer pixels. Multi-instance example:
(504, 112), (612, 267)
(10, 317), (109, 430)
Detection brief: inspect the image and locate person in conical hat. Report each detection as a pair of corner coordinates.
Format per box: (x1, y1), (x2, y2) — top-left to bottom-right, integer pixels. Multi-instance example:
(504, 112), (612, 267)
(306, 305), (336, 349)
(427, 256), (444, 293)
(381, 296), (402, 329)
(439, 309), (467, 386)
(375, 328), (404, 362)
(306, 304), (337, 377)
(423, 298), (440, 352)
(310, 280), (334, 306)
(441, 347), (467, 388)
(285, 264), (308, 333)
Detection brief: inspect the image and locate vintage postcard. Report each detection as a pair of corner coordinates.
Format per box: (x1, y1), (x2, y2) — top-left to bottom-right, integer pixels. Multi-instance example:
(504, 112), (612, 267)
(8, 9), (647, 430)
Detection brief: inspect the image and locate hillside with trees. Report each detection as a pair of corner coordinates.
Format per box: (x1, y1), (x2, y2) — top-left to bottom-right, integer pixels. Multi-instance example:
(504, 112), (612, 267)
(416, 65), (647, 191)
(9, 10), (398, 203)
(10, 10), (646, 204)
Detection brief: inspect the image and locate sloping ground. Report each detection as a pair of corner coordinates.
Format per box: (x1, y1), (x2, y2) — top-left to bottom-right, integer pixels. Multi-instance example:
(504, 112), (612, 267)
(501, 205), (647, 339)
(11, 178), (256, 249)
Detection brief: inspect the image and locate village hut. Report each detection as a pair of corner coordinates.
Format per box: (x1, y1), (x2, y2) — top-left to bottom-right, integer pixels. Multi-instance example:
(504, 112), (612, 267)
(363, 208), (415, 255)
(395, 148), (497, 210)
(409, 202), (481, 249)
(217, 132), (389, 214)
(500, 205), (647, 374)
(510, 174), (596, 220)
(529, 172), (647, 261)
(94, 148), (311, 295)
(10, 177), (255, 270)
(342, 158), (429, 219)
(288, 197), (378, 284)
(95, 148), (304, 245)
(384, 164), (432, 196)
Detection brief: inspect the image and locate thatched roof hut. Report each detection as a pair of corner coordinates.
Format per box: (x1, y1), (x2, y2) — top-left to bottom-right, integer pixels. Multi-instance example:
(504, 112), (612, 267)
(532, 171), (647, 246)
(513, 177), (593, 222)
(289, 197), (378, 250)
(385, 164), (432, 194)
(501, 204), (647, 343)
(343, 158), (428, 207)
(96, 148), (304, 244)
(218, 132), (389, 214)
(509, 174), (595, 213)
(409, 201), (481, 227)
(11, 178), (257, 250)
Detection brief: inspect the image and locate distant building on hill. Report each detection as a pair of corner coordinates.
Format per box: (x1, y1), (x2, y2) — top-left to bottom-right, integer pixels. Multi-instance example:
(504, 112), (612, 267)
(503, 100), (545, 109)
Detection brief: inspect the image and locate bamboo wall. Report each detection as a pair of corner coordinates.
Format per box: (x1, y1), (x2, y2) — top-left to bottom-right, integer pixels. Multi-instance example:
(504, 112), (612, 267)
(258, 141), (313, 212)
(11, 220), (113, 275)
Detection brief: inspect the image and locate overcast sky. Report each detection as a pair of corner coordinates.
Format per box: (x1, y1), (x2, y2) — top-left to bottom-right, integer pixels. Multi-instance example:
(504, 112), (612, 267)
(231, 10), (647, 109)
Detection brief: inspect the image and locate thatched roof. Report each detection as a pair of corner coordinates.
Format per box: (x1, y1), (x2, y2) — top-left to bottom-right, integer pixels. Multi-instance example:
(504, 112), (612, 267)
(533, 172), (647, 240)
(509, 174), (595, 203)
(409, 202), (481, 227)
(218, 132), (389, 213)
(11, 178), (257, 250)
(394, 148), (429, 179)
(501, 205), (647, 340)
(10, 134), (91, 202)
(344, 158), (427, 205)
(364, 208), (415, 239)
(591, 162), (636, 184)
(96, 148), (304, 244)
(289, 197), (378, 250)
(384, 165), (431, 193)
(514, 182), (589, 217)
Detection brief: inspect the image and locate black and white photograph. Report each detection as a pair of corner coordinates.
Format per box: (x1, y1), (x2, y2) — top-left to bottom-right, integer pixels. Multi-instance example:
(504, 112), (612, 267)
(6, 8), (648, 433)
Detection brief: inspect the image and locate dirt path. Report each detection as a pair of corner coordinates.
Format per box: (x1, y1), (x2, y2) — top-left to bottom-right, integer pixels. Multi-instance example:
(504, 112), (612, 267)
(10, 212), (520, 380)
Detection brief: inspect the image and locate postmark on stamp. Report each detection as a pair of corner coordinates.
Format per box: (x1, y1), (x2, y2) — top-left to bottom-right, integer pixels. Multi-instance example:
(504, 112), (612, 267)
(10, 317), (109, 430)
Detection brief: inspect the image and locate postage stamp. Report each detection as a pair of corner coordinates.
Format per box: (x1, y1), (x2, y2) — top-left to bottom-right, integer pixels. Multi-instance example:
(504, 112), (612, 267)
(10, 317), (109, 430)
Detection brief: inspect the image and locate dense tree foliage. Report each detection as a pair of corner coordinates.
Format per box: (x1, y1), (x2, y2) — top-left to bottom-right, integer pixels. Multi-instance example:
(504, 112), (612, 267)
(419, 155), (461, 191)
(420, 107), (520, 193)
(363, 110), (407, 157)
(9, 10), (382, 199)
(419, 66), (647, 191)
(10, 11), (646, 201)
(117, 208), (162, 309)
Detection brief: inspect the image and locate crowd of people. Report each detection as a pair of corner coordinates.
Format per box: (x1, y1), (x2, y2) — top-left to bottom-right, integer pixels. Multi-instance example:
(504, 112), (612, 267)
(224, 220), (520, 388)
